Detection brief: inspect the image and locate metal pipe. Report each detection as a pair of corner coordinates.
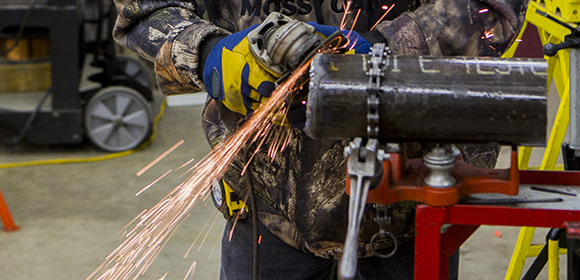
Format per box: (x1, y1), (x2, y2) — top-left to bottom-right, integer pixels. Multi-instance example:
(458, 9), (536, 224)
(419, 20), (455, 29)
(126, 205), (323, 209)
(305, 53), (548, 146)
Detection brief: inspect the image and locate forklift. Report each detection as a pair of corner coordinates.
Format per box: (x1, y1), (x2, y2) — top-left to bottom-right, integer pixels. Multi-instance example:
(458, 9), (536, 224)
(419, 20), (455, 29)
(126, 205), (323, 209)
(0, 0), (155, 152)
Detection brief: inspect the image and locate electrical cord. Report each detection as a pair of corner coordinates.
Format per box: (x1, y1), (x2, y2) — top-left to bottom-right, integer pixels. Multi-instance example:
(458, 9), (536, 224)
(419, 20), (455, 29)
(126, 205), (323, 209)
(4, 89), (50, 146)
(0, 98), (167, 169)
(241, 146), (260, 280)
(250, 175), (259, 280)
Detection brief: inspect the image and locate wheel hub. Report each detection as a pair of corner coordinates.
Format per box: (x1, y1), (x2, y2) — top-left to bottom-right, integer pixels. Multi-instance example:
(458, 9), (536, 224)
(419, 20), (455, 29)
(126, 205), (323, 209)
(112, 116), (123, 128)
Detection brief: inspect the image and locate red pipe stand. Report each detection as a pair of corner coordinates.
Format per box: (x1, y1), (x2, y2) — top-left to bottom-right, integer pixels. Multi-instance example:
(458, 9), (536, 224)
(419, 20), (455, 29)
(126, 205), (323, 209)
(414, 170), (580, 280)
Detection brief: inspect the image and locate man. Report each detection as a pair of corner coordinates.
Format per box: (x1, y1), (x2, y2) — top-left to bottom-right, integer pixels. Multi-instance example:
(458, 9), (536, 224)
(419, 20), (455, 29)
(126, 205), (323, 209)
(112, 0), (527, 279)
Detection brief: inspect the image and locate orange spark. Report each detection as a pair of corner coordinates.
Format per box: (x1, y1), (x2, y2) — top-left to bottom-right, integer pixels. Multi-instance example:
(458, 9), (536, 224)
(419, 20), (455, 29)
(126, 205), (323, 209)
(228, 192), (250, 241)
(88, 39), (340, 280)
(137, 140), (184, 176)
(349, 36), (359, 51)
(116, 209), (147, 236)
(184, 261), (196, 280)
(198, 211), (220, 251)
(371, 4), (395, 31)
(346, 9), (361, 39)
(177, 158), (196, 171)
(207, 236), (221, 259)
(340, 1), (353, 30)
(136, 170), (172, 196)
(184, 211), (217, 258)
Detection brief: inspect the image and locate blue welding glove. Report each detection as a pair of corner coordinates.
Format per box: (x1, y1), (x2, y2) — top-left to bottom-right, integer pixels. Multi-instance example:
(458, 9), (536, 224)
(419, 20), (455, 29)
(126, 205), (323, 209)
(202, 22), (372, 123)
(203, 24), (278, 117)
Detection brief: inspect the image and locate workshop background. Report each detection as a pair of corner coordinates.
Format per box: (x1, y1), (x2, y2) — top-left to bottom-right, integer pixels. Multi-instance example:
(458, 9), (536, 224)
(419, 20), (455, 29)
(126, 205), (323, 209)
(0, 0), (569, 279)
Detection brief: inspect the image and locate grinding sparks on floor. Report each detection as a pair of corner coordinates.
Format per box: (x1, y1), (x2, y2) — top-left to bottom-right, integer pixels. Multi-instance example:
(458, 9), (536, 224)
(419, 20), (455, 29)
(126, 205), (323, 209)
(87, 57), (311, 280)
(86, 8), (378, 277)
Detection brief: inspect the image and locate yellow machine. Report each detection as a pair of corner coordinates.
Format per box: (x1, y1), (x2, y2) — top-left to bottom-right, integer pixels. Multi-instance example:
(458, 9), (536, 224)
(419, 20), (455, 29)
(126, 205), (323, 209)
(503, 0), (580, 278)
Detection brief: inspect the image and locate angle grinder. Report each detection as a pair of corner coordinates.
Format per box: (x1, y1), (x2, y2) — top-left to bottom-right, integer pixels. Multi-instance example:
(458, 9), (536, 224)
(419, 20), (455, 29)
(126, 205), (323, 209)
(247, 12), (347, 84)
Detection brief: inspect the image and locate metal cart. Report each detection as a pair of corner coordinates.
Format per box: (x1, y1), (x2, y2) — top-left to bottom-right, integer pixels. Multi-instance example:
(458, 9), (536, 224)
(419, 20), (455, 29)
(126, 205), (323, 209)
(0, 0), (155, 152)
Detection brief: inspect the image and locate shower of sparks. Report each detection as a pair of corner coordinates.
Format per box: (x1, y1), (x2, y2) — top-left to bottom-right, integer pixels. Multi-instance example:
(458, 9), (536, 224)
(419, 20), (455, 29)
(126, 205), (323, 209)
(137, 140), (185, 176)
(337, 0), (392, 52)
(136, 170), (173, 196)
(87, 55), (315, 280)
(267, 125), (291, 160)
(117, 209), (148, 237)
(479, 8), (489, 13)
(370, 4), (395, 31)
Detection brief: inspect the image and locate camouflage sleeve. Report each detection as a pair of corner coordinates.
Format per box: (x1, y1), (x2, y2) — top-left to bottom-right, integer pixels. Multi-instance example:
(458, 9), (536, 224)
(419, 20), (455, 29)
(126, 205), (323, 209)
(375, 0), (528, 56)
(113, 0), (229, 95)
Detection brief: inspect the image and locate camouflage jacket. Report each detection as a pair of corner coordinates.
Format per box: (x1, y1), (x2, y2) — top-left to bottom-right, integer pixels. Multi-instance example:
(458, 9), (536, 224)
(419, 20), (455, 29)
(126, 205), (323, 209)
(113, 0), (525, 258)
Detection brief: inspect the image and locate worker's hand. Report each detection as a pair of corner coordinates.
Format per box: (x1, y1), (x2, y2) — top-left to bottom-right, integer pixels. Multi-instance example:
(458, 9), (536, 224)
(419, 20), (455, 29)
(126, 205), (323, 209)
(203, 24), (278, 116)
(202, 21), (372, 120)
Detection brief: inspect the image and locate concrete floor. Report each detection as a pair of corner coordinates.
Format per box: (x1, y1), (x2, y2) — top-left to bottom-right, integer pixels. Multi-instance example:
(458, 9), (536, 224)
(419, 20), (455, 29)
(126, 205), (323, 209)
(0, 89), (570, 279)
(0, 96), (223, 280)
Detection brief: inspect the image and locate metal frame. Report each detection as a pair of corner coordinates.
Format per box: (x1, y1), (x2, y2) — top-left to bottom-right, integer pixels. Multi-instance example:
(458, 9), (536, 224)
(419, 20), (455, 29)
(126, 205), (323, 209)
(414, 170), (580, 280)
(0, 1), (153, 147)
(0, 2), (83, 144)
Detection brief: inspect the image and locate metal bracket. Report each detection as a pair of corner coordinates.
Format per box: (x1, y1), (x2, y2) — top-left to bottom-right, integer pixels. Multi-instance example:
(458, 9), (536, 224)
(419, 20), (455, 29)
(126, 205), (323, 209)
(536, 10), (580, 57)
(370, 204), (397, 259)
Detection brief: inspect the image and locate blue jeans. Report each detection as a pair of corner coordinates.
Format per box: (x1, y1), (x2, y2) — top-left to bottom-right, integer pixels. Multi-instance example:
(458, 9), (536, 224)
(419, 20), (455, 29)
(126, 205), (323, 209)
(220, 218), (459, 280)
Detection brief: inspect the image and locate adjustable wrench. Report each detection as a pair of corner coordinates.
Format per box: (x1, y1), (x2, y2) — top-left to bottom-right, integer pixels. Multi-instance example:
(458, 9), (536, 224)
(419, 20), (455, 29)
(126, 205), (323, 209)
(340, 137), (383, 280)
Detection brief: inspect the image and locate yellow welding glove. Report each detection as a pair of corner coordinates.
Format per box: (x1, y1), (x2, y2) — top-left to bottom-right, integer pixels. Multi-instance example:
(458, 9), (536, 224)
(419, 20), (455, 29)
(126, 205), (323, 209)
(203, 25), (279, 116)
(202, 22), (372, 120)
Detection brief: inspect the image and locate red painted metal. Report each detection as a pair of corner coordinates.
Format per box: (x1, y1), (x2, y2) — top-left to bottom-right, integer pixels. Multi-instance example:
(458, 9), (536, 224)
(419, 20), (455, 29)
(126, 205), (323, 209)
(348, 150), (520, 207)
(414, 204), (580, 279)
(520, 169), (580, 185)
(439, 225), (479, 256)
(344, 147), (580, 279)
(565, 221), (580, 239)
